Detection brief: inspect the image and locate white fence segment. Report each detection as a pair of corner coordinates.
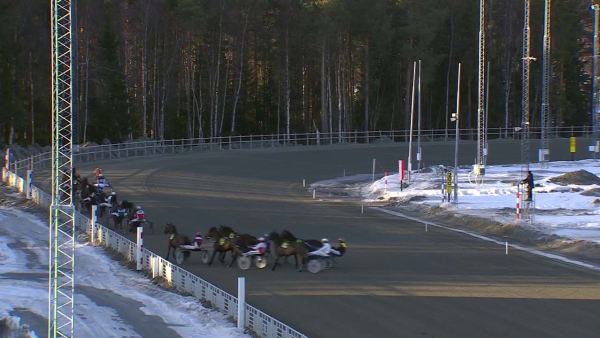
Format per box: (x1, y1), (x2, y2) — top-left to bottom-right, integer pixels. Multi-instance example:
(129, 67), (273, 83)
(1, 167), (307, 338)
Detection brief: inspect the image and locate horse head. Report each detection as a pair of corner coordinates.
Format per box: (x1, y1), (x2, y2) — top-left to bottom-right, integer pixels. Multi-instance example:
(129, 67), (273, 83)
(218, 225), (236, 238)
(206, 226), (220, 240)
(163, 223), (177, 235)
(280, 230), (297, 241)
(268, 231), (280, 243)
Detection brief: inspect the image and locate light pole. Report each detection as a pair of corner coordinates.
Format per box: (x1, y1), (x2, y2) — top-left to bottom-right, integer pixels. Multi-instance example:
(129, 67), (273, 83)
(408, 61), (417, 184)
(592, 4), (600, 159)
(452, 63), (462, 203)
(417, 60), (422, 170)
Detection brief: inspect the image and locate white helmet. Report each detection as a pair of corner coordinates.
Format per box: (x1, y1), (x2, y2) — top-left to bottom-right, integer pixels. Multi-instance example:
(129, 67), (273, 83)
(111, 191), (116, 195)
(321, 238), (329, 243)
(258, 237), (265, 242)
(136, 206), (142, 210)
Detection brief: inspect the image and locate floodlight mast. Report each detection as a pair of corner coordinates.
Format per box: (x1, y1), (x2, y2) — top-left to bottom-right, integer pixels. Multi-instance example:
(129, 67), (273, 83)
(540, 0), (552, 165)
(49, 0), (75, 337)
(521, 0), (534, 173)
(592, 4), (600, 158)
(476, 0), (486, 176)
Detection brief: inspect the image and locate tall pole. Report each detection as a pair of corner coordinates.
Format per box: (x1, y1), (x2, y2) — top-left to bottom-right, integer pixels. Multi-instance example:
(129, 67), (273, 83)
(454, 63), (462, 203)
(49, 0), (75, 337)
(476, 0), (486, 176)
(484, 61), (490, 167)
(540, 0), (552, 165)
(522, 0), (533, 173)
(417, 60), (422, 170)
(408, 61), (417, 184)
(592, 4), (600, 159)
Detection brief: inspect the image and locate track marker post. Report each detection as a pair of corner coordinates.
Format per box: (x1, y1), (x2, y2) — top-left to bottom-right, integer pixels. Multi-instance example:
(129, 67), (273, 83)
(372, 158), (376, 182)
(26, 170), (33, 200)
(303, 179), (306, 188)
(313, 189), (316, 199)
(384, 171), (388, 193)
(399, 160), (405, 191)
(237, 277), (246, 330)
(137, 227), (143, 270)
(361, 204), (364, 214)
(425, 223), (428, 232)
(91, 205), (98, 245)
(505, 242), (509, 255)
(516, 188), (521, 220)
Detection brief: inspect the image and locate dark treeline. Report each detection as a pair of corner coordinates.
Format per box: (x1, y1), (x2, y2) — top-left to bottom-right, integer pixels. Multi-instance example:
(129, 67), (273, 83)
(0, 0), (593, 146)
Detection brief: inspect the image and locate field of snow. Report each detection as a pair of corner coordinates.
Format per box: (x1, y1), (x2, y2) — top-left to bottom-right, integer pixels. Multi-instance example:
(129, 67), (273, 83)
(0, 205), (248, 338)
(313, 160), (600, 244)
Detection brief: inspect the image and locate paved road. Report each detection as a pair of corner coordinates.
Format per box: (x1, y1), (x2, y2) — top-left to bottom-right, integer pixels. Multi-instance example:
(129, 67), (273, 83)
(64, 139), (600, 338)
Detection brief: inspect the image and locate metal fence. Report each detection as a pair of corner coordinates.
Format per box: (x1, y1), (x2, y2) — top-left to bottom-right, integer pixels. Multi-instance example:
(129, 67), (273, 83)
(1, 167), (307, 338)
(4, 125), (597, 173)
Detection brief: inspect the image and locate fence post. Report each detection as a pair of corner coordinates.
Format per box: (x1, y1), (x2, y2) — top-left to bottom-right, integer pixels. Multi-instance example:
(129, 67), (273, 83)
(152, 256), (159, 278)
(137, 227), (143, 271)
(26, 170), (33, 200)
(237, 277), (245, 330)
(91, 205), (97, 244)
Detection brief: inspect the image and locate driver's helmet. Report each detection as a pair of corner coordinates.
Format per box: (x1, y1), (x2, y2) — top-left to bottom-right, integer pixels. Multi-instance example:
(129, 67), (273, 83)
(258, 237), (265, 242)
(321, 238), (329, 243)
(195, 232), (203, 237)
(136, 205), (142, 210)
(111, 191), (117, 196)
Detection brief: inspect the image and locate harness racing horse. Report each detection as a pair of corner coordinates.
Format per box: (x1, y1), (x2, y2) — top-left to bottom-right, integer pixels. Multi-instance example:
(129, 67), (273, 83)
(164, 223), (192, 262)
(205, 226), (240, 267)
(268, 231), (307, 272)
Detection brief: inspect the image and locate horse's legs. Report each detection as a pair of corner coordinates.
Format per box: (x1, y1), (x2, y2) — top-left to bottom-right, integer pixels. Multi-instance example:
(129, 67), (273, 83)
(271, 256), (279, 271)
(228, 251), (237, 268)
(297, 254), (305, 272)
(166, 245), (171, 261)
(294, 254), (298, 269)
(208, 250), (217, 266)
(219, 251), (226, 264)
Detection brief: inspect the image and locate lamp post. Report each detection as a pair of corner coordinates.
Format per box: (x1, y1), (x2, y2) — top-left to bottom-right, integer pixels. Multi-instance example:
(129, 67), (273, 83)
(592, 4), (600, 159)
(452, 63), (462, 203)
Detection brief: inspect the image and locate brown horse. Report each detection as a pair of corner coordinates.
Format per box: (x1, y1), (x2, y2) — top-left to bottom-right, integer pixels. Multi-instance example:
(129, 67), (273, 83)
(205, 226), (240, 267)
(268, 231), (307, 272)
(164, 223), (191, 262)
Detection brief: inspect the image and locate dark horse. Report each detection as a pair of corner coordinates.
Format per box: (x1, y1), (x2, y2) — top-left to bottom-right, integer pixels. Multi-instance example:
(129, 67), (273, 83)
(205, 226), (258, 267)
(164, 223), (191, 262)
(205, 226), (239, 267)
(269, 231), (308, 272)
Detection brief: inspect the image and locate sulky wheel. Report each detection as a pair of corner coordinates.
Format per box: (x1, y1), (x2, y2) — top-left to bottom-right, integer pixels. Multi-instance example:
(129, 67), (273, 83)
(175, 250), (185, 265)
(307, 259), (322, 274)
(254, 256), (268, 269)
(201, 250), (211, 264)
(237, 256), (252, 270)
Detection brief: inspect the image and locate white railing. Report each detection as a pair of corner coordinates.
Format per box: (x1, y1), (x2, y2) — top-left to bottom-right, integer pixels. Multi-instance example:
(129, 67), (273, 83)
(1, 167), (307, 338)
(5, 125), (597, 174)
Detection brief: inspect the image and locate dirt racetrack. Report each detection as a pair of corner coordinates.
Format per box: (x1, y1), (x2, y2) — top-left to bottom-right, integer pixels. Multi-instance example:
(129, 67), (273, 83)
(51, 139), (600, 337)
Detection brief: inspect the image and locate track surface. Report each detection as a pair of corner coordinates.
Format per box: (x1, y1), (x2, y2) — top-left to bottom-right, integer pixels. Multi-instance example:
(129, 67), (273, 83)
(70, 139), (600, 338)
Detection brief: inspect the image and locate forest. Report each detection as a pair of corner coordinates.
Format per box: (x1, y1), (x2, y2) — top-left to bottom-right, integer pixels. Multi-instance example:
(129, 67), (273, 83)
(0, 0), (594, 146)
